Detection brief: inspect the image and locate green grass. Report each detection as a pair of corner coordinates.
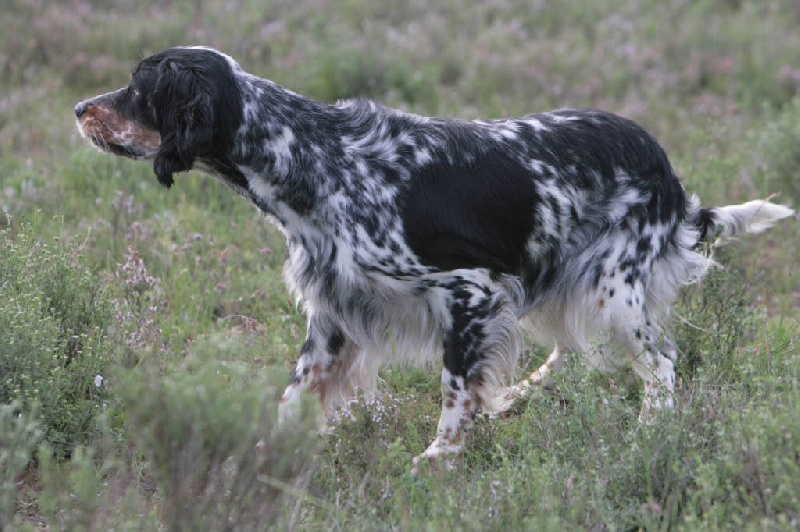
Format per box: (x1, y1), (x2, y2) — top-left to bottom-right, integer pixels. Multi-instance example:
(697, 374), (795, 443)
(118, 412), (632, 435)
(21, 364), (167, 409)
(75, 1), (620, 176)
(1, 0), (799, 529)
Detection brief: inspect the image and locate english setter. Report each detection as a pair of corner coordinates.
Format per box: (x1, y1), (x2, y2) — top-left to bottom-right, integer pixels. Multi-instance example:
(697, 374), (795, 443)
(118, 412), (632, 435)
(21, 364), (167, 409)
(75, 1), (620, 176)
(75, 46), (794, 471)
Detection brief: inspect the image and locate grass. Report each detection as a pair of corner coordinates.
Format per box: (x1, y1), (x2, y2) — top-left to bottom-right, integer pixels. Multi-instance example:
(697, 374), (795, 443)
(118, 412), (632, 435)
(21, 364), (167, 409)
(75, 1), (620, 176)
(1, 0), (799, 529)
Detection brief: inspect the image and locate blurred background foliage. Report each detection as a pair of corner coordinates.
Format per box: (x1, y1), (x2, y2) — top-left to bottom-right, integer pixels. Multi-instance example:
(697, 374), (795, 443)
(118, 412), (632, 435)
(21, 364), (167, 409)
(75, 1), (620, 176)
(0, 0), (798, 529)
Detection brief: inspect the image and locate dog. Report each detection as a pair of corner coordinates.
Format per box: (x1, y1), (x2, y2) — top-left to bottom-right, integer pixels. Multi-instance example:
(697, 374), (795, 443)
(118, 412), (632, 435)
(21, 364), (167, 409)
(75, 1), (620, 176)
(75, 46), (794, 471)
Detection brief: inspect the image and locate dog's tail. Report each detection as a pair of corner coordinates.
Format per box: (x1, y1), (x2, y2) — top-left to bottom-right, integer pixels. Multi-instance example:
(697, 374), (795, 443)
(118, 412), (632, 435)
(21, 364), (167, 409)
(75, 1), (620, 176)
(687, 195), (795, 244)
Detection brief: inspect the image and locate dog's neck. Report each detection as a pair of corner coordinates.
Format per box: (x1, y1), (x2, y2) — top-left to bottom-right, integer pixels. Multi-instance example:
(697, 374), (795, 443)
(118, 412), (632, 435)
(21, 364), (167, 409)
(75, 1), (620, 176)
(201, 73), (426, 233)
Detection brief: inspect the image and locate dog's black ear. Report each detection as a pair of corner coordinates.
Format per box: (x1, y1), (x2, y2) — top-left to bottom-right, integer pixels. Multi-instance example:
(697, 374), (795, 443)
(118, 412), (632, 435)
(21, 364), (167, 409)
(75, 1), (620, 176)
(151, 58), (215, 188)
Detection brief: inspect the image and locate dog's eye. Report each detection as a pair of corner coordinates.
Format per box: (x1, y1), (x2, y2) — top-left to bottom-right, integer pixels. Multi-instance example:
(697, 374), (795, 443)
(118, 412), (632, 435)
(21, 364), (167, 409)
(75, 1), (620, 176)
(129, 86), (141, 98)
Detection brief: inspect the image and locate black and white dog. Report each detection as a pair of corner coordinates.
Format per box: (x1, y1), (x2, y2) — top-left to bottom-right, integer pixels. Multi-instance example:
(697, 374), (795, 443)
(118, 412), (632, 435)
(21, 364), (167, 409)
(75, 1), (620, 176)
(75, 46), (793, 471)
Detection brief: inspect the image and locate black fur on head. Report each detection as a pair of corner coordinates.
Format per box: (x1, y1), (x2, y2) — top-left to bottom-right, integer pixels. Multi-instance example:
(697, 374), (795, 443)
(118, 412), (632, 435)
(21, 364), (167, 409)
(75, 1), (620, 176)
(133, 47), (244, 187)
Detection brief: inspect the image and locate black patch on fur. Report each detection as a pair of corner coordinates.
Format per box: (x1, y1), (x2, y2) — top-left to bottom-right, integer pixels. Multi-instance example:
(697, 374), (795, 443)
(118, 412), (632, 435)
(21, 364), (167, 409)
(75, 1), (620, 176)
(539, 110), (686, 224)
(400, 149), (538, 273)
(443, 288), (485, 377)
(300, 338), (315, 354)
(327, 329), (345, 355)
(131, 48), (244, 187)
(692, 207), (718, 243)
(442, 283), (502, 378)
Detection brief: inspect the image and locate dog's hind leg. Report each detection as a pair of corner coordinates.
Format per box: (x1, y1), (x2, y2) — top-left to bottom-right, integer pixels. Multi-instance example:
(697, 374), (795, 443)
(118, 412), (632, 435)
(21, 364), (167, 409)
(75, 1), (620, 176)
(615, 315), (678, 423)
(482, 342), (568, 420)
(607, 276), (678, 423)
(508, 343), (567, 402)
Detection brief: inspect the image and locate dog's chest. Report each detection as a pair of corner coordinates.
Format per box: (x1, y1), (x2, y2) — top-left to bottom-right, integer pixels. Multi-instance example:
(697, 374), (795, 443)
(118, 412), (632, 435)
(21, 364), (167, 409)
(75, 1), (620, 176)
(284, 216), (425, 295)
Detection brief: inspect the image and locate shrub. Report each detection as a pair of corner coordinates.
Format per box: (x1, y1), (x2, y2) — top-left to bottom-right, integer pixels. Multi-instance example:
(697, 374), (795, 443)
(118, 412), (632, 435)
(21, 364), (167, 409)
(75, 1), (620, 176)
(674, 248), (764, 382)
(753, 96), (800, 200)
(0, 221), (114, 457)
(120, 342), (320, 531)
(0, 403), (42, 530)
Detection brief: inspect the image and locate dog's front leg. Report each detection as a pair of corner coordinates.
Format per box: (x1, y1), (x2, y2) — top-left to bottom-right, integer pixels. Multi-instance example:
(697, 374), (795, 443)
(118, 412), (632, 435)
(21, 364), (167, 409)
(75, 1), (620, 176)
(279, 313), (349, 423)
(412, 368), (478, 474)
(412, 279), (520, 474)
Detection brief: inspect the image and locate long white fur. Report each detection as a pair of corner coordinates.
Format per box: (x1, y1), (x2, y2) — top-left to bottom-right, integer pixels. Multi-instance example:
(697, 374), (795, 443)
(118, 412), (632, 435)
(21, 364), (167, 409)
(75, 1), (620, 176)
(712, 199), (795, 239)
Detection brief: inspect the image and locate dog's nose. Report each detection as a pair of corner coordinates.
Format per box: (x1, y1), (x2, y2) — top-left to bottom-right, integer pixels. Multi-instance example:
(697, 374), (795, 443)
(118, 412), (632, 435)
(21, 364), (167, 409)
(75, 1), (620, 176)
(74, 101), (89, 118)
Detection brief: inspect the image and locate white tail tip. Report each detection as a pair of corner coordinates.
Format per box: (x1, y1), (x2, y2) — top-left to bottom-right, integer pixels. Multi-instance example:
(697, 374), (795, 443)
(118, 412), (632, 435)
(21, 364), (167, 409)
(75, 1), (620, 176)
(714, 199), (795, 238)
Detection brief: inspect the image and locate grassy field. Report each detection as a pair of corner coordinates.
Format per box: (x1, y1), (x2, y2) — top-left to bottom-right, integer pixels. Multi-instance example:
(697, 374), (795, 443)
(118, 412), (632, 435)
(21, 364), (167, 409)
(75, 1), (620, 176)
(1, 0), (799, 529)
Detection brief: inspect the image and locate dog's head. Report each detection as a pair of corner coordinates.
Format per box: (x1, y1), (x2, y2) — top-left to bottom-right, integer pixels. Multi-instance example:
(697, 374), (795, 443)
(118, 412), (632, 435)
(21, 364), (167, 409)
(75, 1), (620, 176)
(75, 47), (243, 187)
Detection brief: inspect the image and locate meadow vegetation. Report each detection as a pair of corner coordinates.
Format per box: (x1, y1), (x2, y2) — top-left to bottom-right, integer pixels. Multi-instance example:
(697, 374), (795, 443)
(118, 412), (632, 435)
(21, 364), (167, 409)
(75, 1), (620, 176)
(1, 0), (799, 529)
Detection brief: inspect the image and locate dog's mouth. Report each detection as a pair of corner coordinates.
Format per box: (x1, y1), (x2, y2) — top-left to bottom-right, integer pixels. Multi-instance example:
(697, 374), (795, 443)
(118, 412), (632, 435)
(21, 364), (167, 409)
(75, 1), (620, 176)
(87, 134), (146, 160)
(78, 118), (159, 161)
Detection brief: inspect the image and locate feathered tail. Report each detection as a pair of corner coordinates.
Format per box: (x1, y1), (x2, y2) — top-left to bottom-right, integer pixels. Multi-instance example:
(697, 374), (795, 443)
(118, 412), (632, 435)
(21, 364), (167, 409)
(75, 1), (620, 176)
(688, 196), (795, 243)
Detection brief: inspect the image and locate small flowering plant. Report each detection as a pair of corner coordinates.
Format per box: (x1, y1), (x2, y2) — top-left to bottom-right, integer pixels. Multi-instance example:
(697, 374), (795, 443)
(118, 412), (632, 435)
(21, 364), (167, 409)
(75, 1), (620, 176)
(0, 222), (115, 456)
(112, 246), (164, 357)
(327, 389), (436, 481)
